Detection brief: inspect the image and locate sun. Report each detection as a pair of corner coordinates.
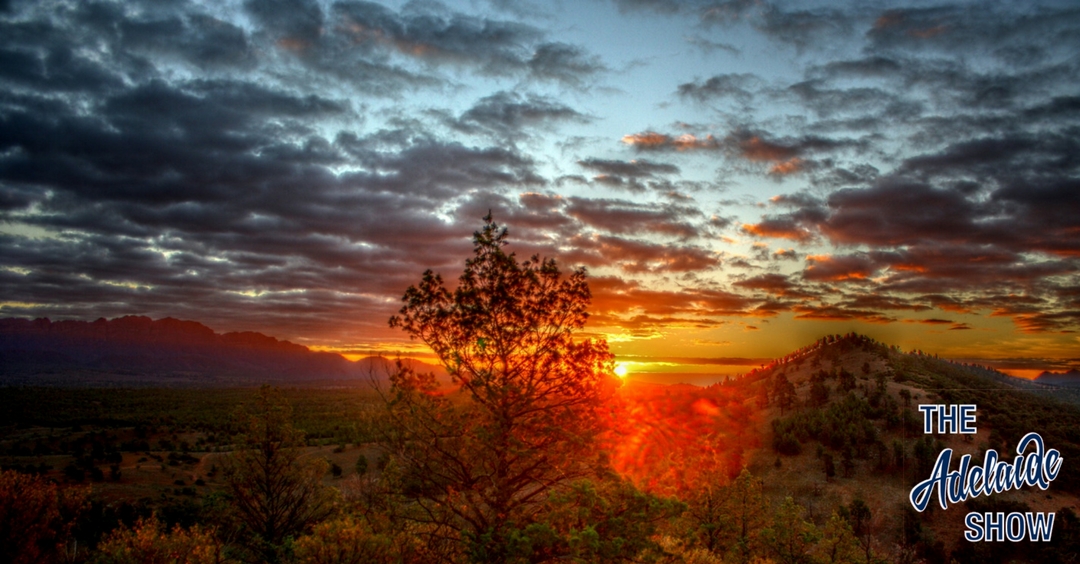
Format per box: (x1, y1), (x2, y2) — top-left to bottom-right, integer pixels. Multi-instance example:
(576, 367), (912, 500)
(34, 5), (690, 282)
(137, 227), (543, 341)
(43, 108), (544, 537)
(614, 363), (628, 378)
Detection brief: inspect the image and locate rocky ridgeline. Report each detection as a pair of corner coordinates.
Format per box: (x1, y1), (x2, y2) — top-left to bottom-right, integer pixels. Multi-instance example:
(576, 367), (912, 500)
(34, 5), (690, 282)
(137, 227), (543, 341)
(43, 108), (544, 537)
(0, 316), (364, 386)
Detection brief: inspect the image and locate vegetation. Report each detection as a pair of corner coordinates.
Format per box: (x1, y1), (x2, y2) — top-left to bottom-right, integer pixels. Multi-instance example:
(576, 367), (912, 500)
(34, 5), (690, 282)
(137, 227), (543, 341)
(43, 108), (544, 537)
(224, 387), (337, 563)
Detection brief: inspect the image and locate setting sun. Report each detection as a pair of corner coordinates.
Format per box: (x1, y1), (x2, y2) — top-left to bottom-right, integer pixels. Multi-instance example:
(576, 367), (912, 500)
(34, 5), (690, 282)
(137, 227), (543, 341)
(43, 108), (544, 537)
(614, 363), (629, 378)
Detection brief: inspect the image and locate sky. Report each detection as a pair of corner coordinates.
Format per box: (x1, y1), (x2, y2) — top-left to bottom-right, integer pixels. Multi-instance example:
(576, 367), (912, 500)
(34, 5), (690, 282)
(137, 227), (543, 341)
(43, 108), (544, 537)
(1, 0), (1078, 381)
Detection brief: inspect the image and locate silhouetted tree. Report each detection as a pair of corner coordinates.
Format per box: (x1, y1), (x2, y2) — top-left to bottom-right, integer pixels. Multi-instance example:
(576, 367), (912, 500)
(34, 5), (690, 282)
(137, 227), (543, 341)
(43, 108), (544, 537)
(225, 386), (337, 564)
(384, 215), (623, 563)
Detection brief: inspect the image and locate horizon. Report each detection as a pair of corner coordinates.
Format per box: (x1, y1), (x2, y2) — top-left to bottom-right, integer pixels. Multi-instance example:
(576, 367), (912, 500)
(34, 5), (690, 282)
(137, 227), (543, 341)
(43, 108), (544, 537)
(4, 313), (1072, 384)
(1, 0), (1078, 379)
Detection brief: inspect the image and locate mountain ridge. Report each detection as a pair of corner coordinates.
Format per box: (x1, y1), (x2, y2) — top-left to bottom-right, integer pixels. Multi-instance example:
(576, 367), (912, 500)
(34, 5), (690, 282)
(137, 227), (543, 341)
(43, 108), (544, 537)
(0, 316), (444, 387)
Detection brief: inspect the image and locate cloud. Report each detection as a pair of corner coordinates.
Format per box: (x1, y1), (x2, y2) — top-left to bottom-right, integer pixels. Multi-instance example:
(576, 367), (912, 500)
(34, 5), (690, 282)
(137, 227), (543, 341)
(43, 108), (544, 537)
(328, 1), (604, 84)
(527, 42), (606, 87)
(448, 91), (590, 141)
(567, 235), (719, 273)
(621, 131), (720, 151)
(773, 248), (799, 261)
(803, 253), (878, 282)
(792, 304), (895, 324)
(564, 197), (701, 238)
(732, 273), (808, 298)
(677, 73), (759, 104)
(684, 35), (740, 56)
(0, 0), (615, 342)
(577, 158), (680, 178)
(588, 276), (761, 319)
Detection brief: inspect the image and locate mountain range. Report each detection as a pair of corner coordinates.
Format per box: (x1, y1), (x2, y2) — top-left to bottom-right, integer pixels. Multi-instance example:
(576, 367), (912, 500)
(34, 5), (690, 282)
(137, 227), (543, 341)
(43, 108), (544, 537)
(1035, 369), (1080, 387)
(0, 316), (444, 387)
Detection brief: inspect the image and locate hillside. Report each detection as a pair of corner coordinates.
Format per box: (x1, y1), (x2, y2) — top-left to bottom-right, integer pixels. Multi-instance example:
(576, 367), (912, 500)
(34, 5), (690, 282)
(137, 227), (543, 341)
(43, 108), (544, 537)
(727, 333), (1080, 563)
(0, 316), (445, 386)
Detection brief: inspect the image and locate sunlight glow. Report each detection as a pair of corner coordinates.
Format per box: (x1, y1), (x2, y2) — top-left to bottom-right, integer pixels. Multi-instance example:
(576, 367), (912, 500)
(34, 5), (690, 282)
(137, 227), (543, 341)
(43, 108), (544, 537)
(614, 363), (628, 378)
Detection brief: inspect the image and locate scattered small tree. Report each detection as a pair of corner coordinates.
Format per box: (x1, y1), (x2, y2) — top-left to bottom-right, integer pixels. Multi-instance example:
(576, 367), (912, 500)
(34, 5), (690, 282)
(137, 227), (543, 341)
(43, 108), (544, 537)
(94, 515), (228, 564)
(725, 468), (768, 564)
(293, 516), (403, 564)
(817, 511), (860, 564)
(0, 470), (86, 564)
(762, 497), (820, 564)
(773, 374), (796, 415)
(224, 386), (337, 563)
(840, 498), (874, 563)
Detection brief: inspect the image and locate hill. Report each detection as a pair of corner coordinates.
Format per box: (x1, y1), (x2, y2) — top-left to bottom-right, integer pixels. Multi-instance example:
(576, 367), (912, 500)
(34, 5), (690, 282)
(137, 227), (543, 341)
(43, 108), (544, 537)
(1036, 369), (1080, 387)
(725, 333), (1080, 563)
(0, 316), (445, 387)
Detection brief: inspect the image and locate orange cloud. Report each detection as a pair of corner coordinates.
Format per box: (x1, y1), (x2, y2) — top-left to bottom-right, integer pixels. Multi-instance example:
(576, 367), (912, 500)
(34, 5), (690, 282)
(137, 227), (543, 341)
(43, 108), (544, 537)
(741, 221), (814, 242)
(803, 254), (878, 282)
(769, 157), (804, 176)
(588, 276), (759, 319)
(621, 132), (719, 151)
(774, 248), (799, 260)
(740, 137), (797, 162)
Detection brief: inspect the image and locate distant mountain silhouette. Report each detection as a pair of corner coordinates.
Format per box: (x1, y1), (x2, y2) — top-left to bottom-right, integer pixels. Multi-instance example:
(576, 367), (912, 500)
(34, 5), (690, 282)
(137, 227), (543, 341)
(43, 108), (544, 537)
(0, 316), (445, 387)
(1035, 368), (1080, 387)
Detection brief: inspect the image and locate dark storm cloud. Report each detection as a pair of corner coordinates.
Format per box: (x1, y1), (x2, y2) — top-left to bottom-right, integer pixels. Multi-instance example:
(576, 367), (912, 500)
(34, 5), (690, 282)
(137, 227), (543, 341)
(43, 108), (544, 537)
(727, 5), (1080, 333)
(684, 35), (740, 56)
(751, 4), (856, 51)
(611, 1), (1080, 334)
(565, 235), (719, 274)
(121, 13), (257, 70)
(866, 4), (1080, 58)
(732, 273), (810, 298)
(588, 276), (759, 320)
(0, 0), (617, 341)
(577, 158), (680, 178)
(565, 197), (701, 239)
(449, 91), (590, 141)
(744, 178), (1080, 260)
(802, 253), (878, 282)
(527, 42), (606, 87)
(677, 73), (759, 104)
(839, 295), (930, 313)
(327, 1), (605, 85)
(792, 304), (895, 324)
(608, 0), (858, 50)
(622, 128), (861, 175)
